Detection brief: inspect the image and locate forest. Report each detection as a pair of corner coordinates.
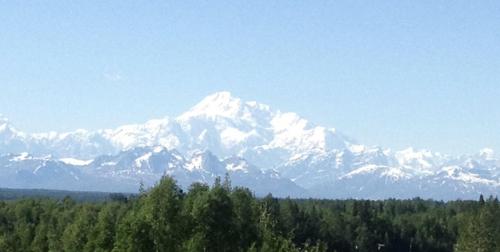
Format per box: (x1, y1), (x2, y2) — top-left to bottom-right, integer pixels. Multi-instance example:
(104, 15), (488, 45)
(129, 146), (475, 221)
(0, 188), (116, 202)
(0, 176), (499, 252)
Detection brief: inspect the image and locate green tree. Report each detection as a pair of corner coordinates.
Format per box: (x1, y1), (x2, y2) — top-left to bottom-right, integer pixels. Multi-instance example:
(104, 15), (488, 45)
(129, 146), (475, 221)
(144, 176), (185, 252)
(185, 180), (237, 251)
(87, 203), (122, 252)
(455, 199), (500, 252)
(231, 187), (259, 250)
(113, 209), (153, 252)
(61, 205), (98, 252)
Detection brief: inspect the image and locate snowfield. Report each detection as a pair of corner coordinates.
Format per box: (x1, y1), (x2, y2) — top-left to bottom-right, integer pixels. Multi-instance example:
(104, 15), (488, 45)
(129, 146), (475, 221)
(0, 92), (498, 199)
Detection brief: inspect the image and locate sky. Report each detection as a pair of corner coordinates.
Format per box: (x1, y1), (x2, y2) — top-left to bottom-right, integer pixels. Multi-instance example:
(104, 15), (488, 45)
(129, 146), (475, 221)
(0, 1), (499, 155)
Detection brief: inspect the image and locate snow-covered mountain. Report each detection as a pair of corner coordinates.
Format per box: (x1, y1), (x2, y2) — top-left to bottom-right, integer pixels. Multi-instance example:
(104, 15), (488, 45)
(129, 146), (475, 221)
(1, 92), (352, 164)
(0, 147), (306, 197)
(0, 92), (499, 200)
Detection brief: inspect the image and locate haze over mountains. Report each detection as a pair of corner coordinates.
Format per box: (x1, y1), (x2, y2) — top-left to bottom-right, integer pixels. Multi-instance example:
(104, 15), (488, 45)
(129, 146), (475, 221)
(1, 92), (499, 199)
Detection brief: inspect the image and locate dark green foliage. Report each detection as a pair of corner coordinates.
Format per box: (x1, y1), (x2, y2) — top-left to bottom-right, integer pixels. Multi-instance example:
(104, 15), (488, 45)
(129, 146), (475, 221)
(455, 196), (500, 252)
(0, 178), (499, 252)
(184, 181), (238, 251)
(0, 188), (119, 202)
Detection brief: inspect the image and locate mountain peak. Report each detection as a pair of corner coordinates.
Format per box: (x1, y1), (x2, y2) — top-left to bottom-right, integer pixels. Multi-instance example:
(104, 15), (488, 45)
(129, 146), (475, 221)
(0, 114), (9, 125)
(479, 148), (495, 160)
(0, 115), (15, 133)
(178, 91), (243, 120)
(200, 91), (240, 105)
(207, 91), (235, 101)
(178, 91), (275, 123)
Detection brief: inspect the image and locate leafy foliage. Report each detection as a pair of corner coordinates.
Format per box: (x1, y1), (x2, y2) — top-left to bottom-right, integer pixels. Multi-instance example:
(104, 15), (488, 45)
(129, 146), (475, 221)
(0, 178), (499, 252)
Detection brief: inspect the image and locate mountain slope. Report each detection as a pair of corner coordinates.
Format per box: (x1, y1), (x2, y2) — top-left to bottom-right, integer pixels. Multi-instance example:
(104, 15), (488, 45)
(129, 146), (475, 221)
(0, 147), (307, 197)
(0, 93), (498, 199)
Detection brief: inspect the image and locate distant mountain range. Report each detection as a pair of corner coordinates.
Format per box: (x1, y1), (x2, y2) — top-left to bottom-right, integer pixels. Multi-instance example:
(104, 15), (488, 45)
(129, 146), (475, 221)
(1, 92), (499, 199)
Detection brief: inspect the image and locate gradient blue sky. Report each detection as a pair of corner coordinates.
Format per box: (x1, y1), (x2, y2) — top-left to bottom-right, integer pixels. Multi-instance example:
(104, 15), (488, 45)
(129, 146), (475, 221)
(1, 1), (499, 155)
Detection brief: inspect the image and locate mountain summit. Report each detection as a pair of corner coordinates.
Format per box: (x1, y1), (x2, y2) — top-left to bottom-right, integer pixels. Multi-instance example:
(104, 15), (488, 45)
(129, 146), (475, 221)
(0, 92), (498, 199)
(179, 91), (254, 120)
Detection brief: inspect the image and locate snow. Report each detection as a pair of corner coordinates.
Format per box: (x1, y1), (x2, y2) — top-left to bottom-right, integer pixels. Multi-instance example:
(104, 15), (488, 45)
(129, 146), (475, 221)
(395, 147), (435, 170)
(269, 112), (345, 154)
(479, 148), (495, 160)
(271, 112), (306, 132)
(11, 152), (32, 161)
(349, 144), (366, 153)
(135, 152), (152, 167)
(186, 155), (203, 171)
(178, 91), (244, 120)
(341, 165), (382, 178)
(59, 158), (93, 166)
(226, 163), (248, 173)
(440, 165), (498, 185)
(220, 128), (257, 148)
(0, 114), (10, 127)
(1, 91), (500, 199)
(153, 146), (166, 153)
(1, 91), (351, 168)
(381, 167), (410, 180)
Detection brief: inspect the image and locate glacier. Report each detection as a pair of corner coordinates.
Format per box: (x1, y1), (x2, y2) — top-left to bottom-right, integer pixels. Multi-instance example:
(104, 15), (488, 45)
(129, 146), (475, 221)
(0, 92), (499, 200)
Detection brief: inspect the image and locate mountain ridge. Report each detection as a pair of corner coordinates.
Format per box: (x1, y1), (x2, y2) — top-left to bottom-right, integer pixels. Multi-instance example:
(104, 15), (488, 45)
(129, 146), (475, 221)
(1, 92), (498, 199)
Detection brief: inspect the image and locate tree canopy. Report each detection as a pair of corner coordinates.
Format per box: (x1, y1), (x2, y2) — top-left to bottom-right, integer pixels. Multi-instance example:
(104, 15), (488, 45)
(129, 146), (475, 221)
(0, 177), (499, 252)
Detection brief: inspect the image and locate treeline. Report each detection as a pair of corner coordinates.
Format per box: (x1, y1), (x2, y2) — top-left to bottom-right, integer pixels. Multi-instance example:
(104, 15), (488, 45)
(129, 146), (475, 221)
(0, 188), (116, 202)
(0, 176), (499, 252)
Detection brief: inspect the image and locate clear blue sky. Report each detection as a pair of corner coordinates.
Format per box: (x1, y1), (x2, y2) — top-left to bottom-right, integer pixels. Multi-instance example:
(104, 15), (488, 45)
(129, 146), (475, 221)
(1, 1), (499, 155)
